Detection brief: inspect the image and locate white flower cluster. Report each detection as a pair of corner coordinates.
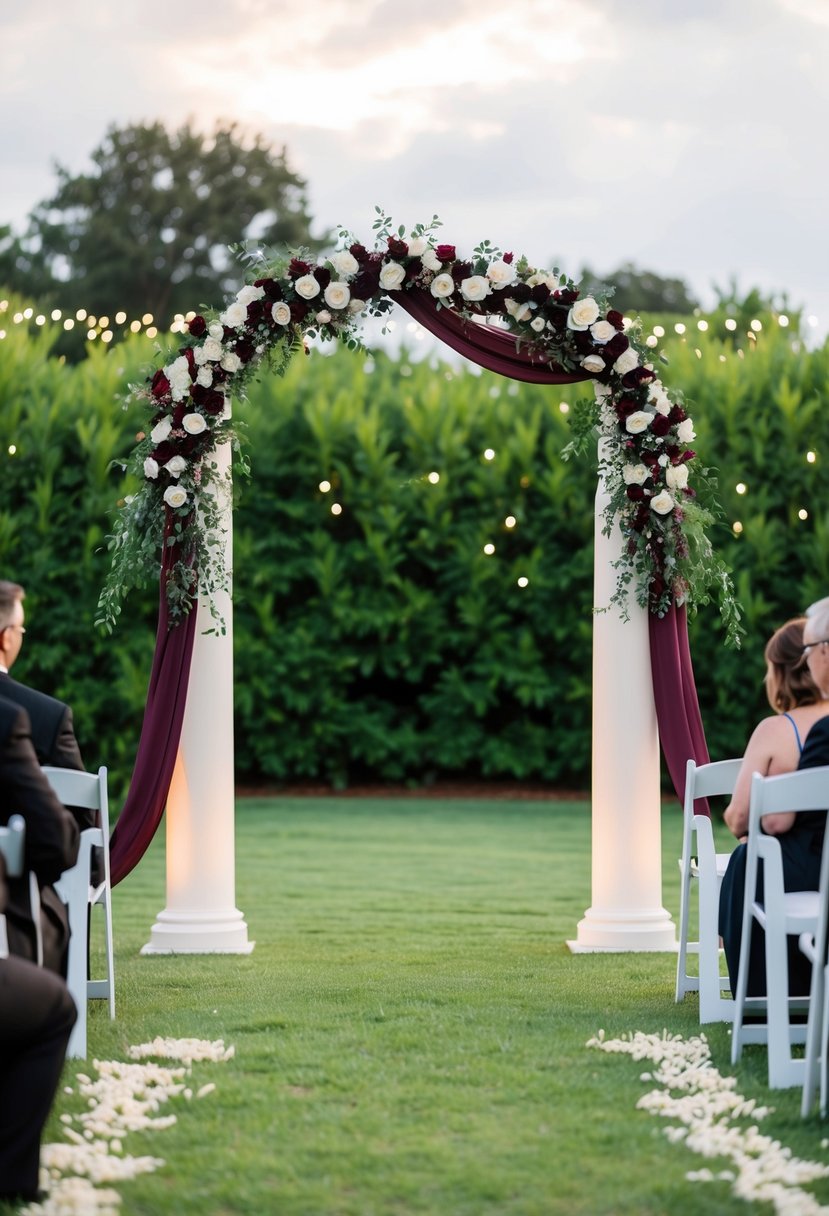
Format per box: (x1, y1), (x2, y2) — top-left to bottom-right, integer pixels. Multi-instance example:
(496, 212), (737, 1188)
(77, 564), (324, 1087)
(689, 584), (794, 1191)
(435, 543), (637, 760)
(587, 1028), (829, 1214)
(21, 1038), (233, 1216)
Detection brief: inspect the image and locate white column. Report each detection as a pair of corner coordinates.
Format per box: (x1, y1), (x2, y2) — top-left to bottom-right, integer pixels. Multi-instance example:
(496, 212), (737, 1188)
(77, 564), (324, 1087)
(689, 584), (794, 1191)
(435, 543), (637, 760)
(568, 443), (676, 952)
(142, 433), (254, 955)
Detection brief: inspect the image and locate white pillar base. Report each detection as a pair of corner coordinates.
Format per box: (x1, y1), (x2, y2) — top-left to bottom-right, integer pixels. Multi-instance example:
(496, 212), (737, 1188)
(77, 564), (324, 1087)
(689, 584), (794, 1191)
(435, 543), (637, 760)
(142, 907), (254, 955)
(568, 906), (676, 953)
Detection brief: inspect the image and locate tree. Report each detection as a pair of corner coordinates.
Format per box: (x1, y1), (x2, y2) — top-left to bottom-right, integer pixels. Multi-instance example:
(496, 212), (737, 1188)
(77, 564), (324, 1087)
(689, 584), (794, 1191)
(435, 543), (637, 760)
(578, 260), (700, 315)
(1, 120), (327, 322)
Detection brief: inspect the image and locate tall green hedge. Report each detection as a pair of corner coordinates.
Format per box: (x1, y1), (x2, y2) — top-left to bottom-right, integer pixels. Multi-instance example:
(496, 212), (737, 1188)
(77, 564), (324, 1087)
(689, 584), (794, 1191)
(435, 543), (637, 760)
(1, 307), (827, 800)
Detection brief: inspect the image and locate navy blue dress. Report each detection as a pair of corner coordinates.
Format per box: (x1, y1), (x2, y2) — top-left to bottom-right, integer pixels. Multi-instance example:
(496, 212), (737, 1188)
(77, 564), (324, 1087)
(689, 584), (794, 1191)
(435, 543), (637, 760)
(718, 714), (829, 998)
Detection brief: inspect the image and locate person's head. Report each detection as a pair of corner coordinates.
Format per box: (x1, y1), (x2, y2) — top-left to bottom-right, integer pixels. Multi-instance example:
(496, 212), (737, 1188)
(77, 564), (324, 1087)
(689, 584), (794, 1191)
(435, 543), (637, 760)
(0, 581), (25, 672)
(764, 616), (820, 712)
(802, 598), (829, 700)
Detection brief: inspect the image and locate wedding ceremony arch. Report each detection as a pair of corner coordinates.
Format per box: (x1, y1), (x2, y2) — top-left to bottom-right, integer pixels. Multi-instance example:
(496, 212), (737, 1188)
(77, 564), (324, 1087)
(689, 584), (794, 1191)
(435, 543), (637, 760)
(97, 213), (740, 954)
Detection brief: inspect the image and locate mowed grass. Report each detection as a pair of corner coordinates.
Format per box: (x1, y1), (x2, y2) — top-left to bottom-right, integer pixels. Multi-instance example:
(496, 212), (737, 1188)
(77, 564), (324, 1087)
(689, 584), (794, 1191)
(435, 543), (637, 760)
(41, 798), (829, 1214)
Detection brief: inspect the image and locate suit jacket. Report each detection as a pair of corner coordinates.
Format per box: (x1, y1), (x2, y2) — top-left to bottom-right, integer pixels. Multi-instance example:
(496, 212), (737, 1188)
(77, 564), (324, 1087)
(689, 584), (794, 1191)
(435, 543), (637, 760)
(0, 696), (79, 973)
(0, 672), (84, 772)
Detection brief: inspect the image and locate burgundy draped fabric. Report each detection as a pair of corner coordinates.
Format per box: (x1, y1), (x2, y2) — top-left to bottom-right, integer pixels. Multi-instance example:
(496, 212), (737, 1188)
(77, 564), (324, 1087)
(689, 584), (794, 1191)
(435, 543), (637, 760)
(649, 603), (711, 814)
(109, 554), (198, 885)
(109, 288), (709, 883)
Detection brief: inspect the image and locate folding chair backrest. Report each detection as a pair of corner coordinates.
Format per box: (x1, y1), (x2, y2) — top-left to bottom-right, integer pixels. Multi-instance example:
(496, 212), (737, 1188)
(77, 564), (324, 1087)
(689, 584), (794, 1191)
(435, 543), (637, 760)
(0, 815), (26, 878)
(750, 766), (829, 825)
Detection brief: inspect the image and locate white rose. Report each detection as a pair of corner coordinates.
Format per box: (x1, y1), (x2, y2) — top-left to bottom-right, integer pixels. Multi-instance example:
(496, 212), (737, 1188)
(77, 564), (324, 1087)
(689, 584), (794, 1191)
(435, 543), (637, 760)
(182, 413), (207, 436)
(665, 463), (689, 491)
(163, 485), (188, 509)
(295, 274), (321, 300)
(316, 310), (332, 324)
(677, 418), (696, 443)
(505, 298), (533, 322)
(408, 235), (427, 256)
(625, 411), (652, 434)
(330, 250), (359, 277)
(527, 271), (557, 289)
(348, 298), (367, 315)
(530, 316), (546, 333)
(236, 284), (264, 306)
(220, 351), (242, 373)
(324, 281), (351, 310)
(143, 457), (159, 480)
(650, 490), (675, 515)
(379, 262), (406, 291)
(650, 390), (672, 416)
(581, 354), (606, 374)
(613, 348), (640, 375)
(590, 320), (617, 343)
(196, 366), (214, 387)
(623, 463), (649, 485)
(220, 301), (247, 329)
(430, 273), (455, 299)
(567, 297), (600, 330)
(272, 301), (292, 326)
(150, 417), (172, 444)
(200, 337), (223, 363)
(166, 455), (187, 478)
(486, 260), (516, 289)
(166, 356), (192, 401)
(208, 322), (224, 340)
(421, 249), (442, 272)
(460, 275), (491, 302)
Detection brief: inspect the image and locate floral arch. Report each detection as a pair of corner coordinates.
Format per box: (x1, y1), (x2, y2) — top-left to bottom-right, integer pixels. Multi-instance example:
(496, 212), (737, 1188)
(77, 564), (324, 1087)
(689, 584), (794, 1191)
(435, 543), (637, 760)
(100, 212), (740, 887)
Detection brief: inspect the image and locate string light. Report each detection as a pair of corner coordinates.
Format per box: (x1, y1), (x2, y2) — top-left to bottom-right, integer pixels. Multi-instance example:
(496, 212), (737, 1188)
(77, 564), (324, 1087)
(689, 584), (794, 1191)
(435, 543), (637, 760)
(517, 576), (529, 587)
(736, 483), (747, 495)
(427, 471), (440, 484)
(733, 521), (744, 535)
(505, 516), (517, 529)
(725, 318), (737, 331)
(674, 322), (686, 335)
(798, 508), (809, 520)
(778, 314), (789, 328)
(697, 319), (709, 331)
(330, 502), (343, 516)
(750, 319), (762, 332)
(319, 480), (331, 492)
(483, 543), (495, 555)
(807, 451), (817, 464)
(8, 445), (17, 455)
(483, 448), (495, 460)
(652, 325), (665, 337)
(559, 402), (569, 413)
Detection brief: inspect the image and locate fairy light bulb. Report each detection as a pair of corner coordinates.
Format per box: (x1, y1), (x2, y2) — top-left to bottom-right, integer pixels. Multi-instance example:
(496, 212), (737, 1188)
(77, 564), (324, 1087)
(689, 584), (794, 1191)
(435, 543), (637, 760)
(483, 543), (495, 555)
(319, 480), (331, 492)
(428, 471), (440, 484)
(517, 576), (529, 588)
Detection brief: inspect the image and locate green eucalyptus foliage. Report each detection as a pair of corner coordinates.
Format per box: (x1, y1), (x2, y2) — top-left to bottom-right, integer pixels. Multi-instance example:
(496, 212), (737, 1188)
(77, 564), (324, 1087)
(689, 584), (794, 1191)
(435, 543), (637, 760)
(1, 309), (827, 800)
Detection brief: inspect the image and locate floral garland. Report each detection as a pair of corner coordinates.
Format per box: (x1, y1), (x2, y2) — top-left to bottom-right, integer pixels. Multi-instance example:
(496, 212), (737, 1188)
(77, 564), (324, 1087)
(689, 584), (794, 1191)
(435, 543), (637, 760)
(96, 211), (741, 645)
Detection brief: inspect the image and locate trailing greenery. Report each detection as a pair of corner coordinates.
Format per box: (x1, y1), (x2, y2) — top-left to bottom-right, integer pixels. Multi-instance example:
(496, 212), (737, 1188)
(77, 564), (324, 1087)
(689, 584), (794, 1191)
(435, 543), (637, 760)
(28, 797), (829, 1215)
(0, 304), (827, 796)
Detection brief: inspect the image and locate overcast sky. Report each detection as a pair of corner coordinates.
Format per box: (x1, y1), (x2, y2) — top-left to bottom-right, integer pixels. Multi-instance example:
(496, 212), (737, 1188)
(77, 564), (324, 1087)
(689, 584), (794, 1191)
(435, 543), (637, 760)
(2, 0), (827, 335)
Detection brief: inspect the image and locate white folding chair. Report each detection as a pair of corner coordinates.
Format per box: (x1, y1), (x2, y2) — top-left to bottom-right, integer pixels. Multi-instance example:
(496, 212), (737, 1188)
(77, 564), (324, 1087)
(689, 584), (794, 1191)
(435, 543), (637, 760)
(675, 757), (742, 1022)
(731, 767), (829, 1088)
(0, 815), (26, 959)
(798, 822), (829, 1117)
(44, 767), (114, 1059)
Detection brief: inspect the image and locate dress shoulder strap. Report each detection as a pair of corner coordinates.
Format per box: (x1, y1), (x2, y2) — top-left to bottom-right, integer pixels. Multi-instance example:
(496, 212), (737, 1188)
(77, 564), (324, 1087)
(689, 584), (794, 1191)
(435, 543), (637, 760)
(783, 711), (804, 755)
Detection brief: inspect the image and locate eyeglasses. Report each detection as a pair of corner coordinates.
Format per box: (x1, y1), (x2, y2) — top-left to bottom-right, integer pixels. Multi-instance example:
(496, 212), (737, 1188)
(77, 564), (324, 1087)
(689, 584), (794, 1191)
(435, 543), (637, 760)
(802, 637), (829, 654)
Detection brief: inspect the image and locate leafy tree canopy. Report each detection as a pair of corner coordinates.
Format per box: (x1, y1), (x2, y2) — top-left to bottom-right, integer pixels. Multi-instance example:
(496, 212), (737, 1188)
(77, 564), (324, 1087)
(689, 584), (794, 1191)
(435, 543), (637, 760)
(578, 260), (700, 316)
(0, 120), (327, 323)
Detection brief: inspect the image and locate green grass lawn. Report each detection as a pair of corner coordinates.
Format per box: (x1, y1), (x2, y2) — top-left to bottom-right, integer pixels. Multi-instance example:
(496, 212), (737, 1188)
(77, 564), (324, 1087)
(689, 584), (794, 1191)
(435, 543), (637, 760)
(29, 798), (829, 1214)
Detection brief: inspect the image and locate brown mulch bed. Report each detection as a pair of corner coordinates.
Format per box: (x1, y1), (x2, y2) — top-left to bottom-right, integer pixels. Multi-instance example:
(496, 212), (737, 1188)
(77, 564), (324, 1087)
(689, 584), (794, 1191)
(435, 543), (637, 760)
(237, 780), (590, 802)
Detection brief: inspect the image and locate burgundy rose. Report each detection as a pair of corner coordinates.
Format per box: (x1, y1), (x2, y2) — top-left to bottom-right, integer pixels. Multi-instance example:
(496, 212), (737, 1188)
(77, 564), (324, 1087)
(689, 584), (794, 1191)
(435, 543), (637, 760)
(573, 330), (594, 354)
(622, 367), (656, 388)
(387, 236), (408, 258)
(254, 277), (283, 301)
(188, 315), (207, 338)
(668, 404), (687, 424)
(503, 251), (514, 264)
(290, 299), (309, 323)
(246, 300), (266, 326)
(180, 346), (196, 376)
(354, 268), (381, 298)
(313, 266), (332, 291)
(435, 244), (456, 262)
(650, 414), (671, 437)
(405, 260), (421, 282)
(201, 390), (226, 416)
(235, 338), (255, 363)
(626, 485), (647, 501)
(603, 333), (629, 361)
(288, 258), (312, 278)
(506, 282), (532, 304)
(606, 309), (625, 330)
(614, 396), (640, 418)
(349, 243), (369, 262)
(555, 288), (579, 304)
(151, 369), (171, 399)
(450, 260), (473, 285)
(530, 283), (551, 304)
(152, 440), (176, 464)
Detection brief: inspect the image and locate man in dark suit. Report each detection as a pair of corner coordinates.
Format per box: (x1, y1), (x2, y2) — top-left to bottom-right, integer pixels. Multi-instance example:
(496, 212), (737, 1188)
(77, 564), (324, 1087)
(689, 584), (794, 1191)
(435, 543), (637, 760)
(0, 855), (77, 1205)
(0, 695), (80, 973)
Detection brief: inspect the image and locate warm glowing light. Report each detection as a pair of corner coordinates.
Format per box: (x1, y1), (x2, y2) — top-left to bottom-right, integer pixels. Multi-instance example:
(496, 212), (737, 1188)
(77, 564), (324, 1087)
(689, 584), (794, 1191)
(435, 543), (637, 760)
(115, 311), (127, 324)
(519, 476), (530, 488)
(141, 313), (154, 325)
(331, 502), (343, 516)
(517, 576), (529, 587)
(484, 448), (495, 460)
(735, 483), (747, 495)
(750, 318), (762, 332)
(697, 319), (708, 331)
(674, 322), (686, 334)
(87, 315), (97, 328)
(35, 314), (45, 326)
(13, 312), (23, 324)
(428, 471), (440, 484)
(733, 521), (743, 535)
(652, 325), (665, 337)
(63, 319), (74, 331)
(725, 318), (737, 331)
(86, 329), (97, 340)
(146, 326), (158, 338)
(98, 315), (109, 328)
(130, 320), (141, 333)
(8, 445), (17, 455)
(798, 508), (809, 521)
(102, 331), (113, 343)
(483, 543), (495, 555)
(807, 451), (817, 463)
(319, 480), (331, 492)
(23, 307), (33, 320)
(50, 308), (62, 321)
(75, 309), (87, 321)
(778, 314), (789, 328)
(645, 335), (658, 348)
(559, 402), (569, 414)
(505, 516), (517, 528)
(694, 348), (702, 359)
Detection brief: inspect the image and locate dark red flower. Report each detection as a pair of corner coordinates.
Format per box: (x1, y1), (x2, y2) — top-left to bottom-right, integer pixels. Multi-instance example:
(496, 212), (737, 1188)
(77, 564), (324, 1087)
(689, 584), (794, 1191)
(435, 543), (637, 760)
(313, 266), (332, 291)
(235, 338), (255, 363)
(349, 243), (370, 262)
(503, 251), (514, 264)
(290, 299), (309, 323)
(606, 309), (625, 330)
(626, 485), (647, 501)
(180, 346), (196, 376)
(650, 414), (671, 437)
(507, 282), (532, 304)
(254, 277), (283, 301)
(435, 244), (456, 262)
(354, 267), (381, 298)
(451, 261), (473, 286)
(152, 440), (175, 464)
(151, 369), (171, 399)
(188, 315), (207, 338)
(201, 390), (226, 415)
(615, 396), (640, 418)
(387, 236), (408, 258)
(288, 258), (312, 278)
(668, 404), (686, 424)
(622, 366), (656, 388)
(556, 288), (579, 304)
(603, 333), (629, 360)
(529, 283), (551, 304)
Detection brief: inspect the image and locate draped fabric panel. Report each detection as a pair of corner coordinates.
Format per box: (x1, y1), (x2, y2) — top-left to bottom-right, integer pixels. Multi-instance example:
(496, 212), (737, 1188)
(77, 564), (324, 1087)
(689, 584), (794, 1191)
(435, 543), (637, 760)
(109, 291), (711, 883)
(108, 552), (198, 885)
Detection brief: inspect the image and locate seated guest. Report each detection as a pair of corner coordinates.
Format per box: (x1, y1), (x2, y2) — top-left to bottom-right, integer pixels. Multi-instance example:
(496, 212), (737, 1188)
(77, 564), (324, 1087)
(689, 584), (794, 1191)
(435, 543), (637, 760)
(719, 610), (829, 997)
(0, 854), (77, 1206)
(0, 694), (79, 974)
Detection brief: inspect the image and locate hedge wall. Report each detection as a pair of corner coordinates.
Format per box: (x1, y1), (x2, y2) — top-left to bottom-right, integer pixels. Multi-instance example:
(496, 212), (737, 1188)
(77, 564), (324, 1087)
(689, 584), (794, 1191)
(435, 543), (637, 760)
(1, 308), (827, 799)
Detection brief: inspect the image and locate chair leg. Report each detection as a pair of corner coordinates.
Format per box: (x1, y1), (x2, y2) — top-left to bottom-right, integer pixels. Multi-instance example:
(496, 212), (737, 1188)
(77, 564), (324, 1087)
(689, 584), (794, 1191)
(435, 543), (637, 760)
(675, 862), (693, 1003)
